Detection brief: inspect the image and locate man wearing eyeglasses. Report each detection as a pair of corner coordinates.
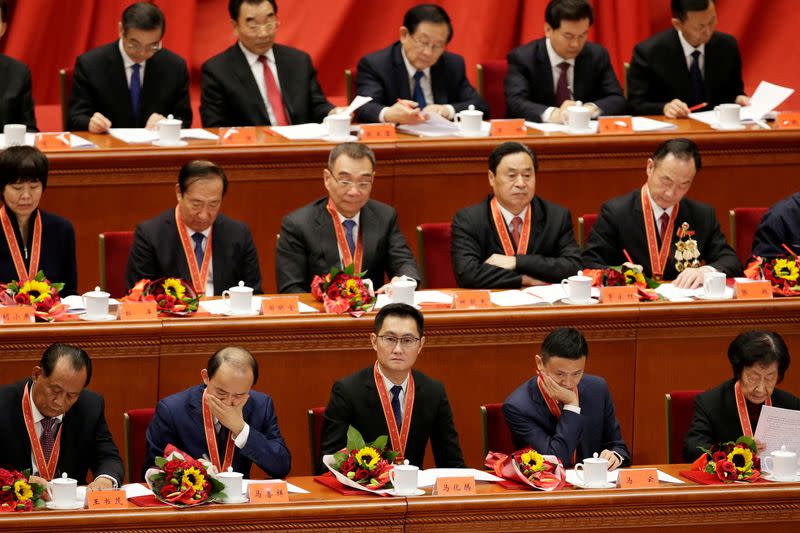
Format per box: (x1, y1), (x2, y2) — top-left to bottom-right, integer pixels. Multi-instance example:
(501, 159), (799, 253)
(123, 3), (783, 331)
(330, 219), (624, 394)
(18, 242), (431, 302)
(276, 142), (420, 293)
(68, 2), (191, 132)
(355, 4), (487, 124)
(0, 0), (37, 131)
(318, 303), (465, 473)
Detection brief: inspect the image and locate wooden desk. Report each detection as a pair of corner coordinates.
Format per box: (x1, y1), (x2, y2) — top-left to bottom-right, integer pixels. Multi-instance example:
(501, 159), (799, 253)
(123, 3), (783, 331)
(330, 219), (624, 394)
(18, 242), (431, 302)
(38, 121), (800, 293)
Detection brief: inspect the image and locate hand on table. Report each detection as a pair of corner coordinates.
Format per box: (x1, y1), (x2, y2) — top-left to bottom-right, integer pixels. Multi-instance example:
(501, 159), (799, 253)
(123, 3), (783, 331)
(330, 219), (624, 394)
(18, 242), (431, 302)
(735, 95), (751, 107)
(663, 99), (691, 119)
(145, 113), (167, 129)
(29, 475), (51, 500)
(599, 449), (622, 471)
(521, 275), (547, 287)
(88, 112), (112, 133)
(673, 266), (712, 289)
(549, 100), (576, 124)
(384, 100), (427, 124)
(87, 477), (114, 492)
(422, 104), (452, 119)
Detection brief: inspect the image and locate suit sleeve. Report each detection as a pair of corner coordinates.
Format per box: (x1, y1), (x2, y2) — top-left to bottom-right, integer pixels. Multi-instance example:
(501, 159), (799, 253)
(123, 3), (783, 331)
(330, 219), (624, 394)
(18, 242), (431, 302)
(591, 48), (627, 116)
(304, 56), (334, 123)
(384, 210), (422, 284)
(276, 215), (311, 294)
(702, 207), (742, 276)
(172, 59), (193, 128)
(61, 220), (78, 297)
(125, 224), (158, 291)
(20, 66), (37, 132)
(68, 56), (96, 131)
(601, 385), (631, 466)
(238, 396), (291, 479)
(238, 224), (263, 294)
(581, 202), (624, 270)
(729, 39), (745, 99)
(514, 211), (581, 282)
(752, 209), (790, 258)
(447, 56), (489, 116)
(354, 55), (386, 124)
(90, 396), (124, 485)
(430, 384), (466, 468)
(200, 62), (228, 128)
(143, 399), (181, 479)
(502, 400), (583, 467)
(318, 381), (352, 475)
(627, 44), (666, 116)
(451, 208), (523, 288)
(683, 395), (714, 462)
(504, 49), (548, 122)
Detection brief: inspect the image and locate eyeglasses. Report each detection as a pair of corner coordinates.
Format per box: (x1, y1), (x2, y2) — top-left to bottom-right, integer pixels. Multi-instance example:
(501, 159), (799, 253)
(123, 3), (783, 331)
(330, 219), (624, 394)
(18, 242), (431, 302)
(123, 40), (162, 53)
(331, 174), (374, 191)
(377, 335), (420, 348)
(245, 20), (277, 32)
(741, 370), (778, 387)
(409, 34), (446, 53)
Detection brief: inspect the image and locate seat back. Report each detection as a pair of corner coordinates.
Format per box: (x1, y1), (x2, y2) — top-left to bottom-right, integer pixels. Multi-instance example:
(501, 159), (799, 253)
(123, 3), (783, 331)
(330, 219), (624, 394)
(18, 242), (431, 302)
(344, 67), (357, 105)
(417, 223), (456, 289)
(59, 68), (74, 131)
(99, 231), (134, 298)
(476, 60), (507, 119)
(124, 407), (155, 483)
(730, 207), (767, 264)
(578, 213), (597, 249)
(308, 407), (326, 473)
(623, 61), (630, 98)
(665, 390), (701, 463)
(480, 403), (516, 457)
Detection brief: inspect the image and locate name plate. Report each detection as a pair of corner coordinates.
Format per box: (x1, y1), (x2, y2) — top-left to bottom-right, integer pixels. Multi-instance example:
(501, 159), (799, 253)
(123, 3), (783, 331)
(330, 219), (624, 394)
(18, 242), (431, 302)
(0, 306), (35, 324)
(359, 124), (396, 141)
(452, 290), (491, 310)
(490, 119), (526, 137)
(735, 280), (773, 300)
(617, 468), (659, 489)
(598, 116), (633, 134)
(433, 476), (476, 496)
(219, 127), (257, 145)
(599, 286), (638, 303)
(36, 132), (71, 151)
(118, 301), (159, 320)
(261, 296), (299, 315)
(776, 112), (800, 129)
(247, 481), (289, 503)
(87, 489), (127, 509)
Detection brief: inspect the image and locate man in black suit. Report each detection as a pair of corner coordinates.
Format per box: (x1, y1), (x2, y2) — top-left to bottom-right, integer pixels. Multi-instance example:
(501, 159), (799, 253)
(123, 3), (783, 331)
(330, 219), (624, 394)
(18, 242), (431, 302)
(0, 343), (123, 492)
(628, 0), (748, 118)
(276, 142), (420, 294)
(126, 160), (262, 295)
(68, 2), (192, 132)
(0, 0), (36, 131)
(582, 138), (741, 288)
(505, 0), (625, 123)
(319, 304), (464, 473)
(452, 142), (580, 288)
(355, 4), (487, 124)
(201, 0), (340, 127)
(752, 192), (800, 258)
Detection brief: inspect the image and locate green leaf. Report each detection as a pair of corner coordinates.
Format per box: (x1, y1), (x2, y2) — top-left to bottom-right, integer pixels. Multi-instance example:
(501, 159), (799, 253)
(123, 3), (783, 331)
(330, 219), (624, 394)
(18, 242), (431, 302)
(34, 271), (47, 282)
(736, 435), (758, 453)
(385, 450), (400, 463)
(343, 263), (355, 276)
(333, 451), (349, 466)
(370, 435), (388, 451)
(155, 456), (167, 468)
(346, 425), (366, 451)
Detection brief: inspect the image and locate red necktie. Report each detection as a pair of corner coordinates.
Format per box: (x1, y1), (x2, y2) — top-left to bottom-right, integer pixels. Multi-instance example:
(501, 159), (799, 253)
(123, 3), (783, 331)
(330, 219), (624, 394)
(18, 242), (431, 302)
(554, 62), (571, 106)
(40, 417), (56, 462)
(257, 55), (289, 126)
(510, 216), (523, 249)
(659, 212), (670, 239)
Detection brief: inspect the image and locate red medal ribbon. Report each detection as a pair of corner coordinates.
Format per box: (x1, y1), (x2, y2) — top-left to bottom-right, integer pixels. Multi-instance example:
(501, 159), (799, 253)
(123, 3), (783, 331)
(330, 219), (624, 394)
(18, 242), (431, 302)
(175, 206), (213, 295)
(640, 185), (678, 279)
(537, 375), (578, 465)
(490, 197), (531, 255)
(325, 199), (363, 271)
(734, 380), (772, 437)
(22, 382), (61, 480)
(373, 362), (415, 461)
(0, 205), (42, 282)
(201, 390), (235, 472)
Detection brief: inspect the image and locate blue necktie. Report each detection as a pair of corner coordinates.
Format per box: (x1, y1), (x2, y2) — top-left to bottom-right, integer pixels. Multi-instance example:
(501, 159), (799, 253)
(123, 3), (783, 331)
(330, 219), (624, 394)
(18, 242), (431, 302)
(130, 63), (142, 123)
(192, 232), (204, 267)
(390, 385), (403, 430)
(342, 219), (356, 256)
(412, 70), (427, 109)
(688, 50), (704, 107)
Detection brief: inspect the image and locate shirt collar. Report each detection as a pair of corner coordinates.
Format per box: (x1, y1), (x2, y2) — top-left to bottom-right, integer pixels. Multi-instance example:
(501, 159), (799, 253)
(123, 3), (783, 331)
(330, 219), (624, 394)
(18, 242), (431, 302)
(189, 226), (211, 239)
(239, 42), (275, 67)
(334, 206), (361, 226)
(118, 39), (145, 69)
(677, 31), (705, 59)
(647, 187), (674, 219)
(377, 363), (409, 391)
(400, 45), (431, 81)
(545, 38), (575, 68)
(496, 200), (529, 227)
(29, 382), (64, 425)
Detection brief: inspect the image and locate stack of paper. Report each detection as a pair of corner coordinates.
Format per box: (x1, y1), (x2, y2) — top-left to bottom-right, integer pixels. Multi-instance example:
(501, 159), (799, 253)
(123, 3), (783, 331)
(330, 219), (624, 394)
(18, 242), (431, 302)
(109, 128), (220, 143)
(374, 290), (454, 310)
(525, 116), (675, 134)
(490, 290), (547, 307)
(397, 112), (460, 137)
(690, 80), (795, 126)
(199, 297), (318, 314)
(564, 468), (684, 487)
(0, 133), (95, 148)
(269, 123), (330, 140)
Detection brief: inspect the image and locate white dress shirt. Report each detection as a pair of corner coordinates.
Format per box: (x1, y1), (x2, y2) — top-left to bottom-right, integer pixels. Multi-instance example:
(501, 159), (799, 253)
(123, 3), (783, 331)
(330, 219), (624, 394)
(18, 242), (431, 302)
(239, 43), (283, 126)
(377, 364), (409, 419)
(214, 418), (250, 449)
(188, 226), (214, 296)
(541, 38), (576, 123)
(118, 39), (147, 88)
(646, 189), (675, 239)
(379, 46), (455, 122)
(497, 202), (529, 243)
(677, 31), (706, 74)
(335, 210), (361, 267)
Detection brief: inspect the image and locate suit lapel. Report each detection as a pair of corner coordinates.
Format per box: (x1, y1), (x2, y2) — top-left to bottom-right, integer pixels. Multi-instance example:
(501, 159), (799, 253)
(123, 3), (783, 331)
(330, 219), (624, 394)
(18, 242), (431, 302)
(667, 31), (692, 100)
(430, 60), (447, 104)
(359, 202), (378, 273)
(391, 43), (412, 100)
(316, 200), (342, 269)
(534, 41), (556, 104)
(273, 45), (295, 124)
(166, 214), (193, 282)
(109, 45), (134, 126)
(572, 48), (590, 101)
(140, 51), (162, 122)
(210, 217), (224, 293)
(526, 198), (542, 254)
(229, 45), (270, 124)
(703, 34), (722, 99)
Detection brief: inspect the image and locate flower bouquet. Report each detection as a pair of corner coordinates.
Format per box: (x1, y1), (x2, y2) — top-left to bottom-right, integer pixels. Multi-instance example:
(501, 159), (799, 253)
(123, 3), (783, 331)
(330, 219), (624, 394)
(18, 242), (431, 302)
(0, 468), (46, 512)
(744, 256), (800, 297)
(144, 445), (226, 507)
(583, 266), (662, 301)
(124, 278), (200, 316)
(485, 448), (565, 491)
(0, 271), (69, 321)
(322, 426), (398, 494)
(691, 436), (761, 483)
(311, 264), (375, 316)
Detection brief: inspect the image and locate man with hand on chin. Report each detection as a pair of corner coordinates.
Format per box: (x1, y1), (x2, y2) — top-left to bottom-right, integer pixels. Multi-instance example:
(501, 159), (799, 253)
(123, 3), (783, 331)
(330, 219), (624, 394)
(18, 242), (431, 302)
(503, 327), (630, 470)
(144, 346), (291, 479)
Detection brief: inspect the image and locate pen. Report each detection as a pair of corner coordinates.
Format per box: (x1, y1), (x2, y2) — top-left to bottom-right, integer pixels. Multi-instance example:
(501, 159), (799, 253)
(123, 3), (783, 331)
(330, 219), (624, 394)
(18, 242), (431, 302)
(623, 249), (634, 264)
(396, 98), (417, 110)
(688, 102), (708, 112)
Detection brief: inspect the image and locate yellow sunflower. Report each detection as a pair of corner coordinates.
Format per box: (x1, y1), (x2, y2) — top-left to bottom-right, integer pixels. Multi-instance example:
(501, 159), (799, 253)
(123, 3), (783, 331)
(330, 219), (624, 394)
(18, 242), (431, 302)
(355, 446), (381, 469)
(727, 447), (754, 472)
(181, 466), (205, 491)
(162, 278), (186, 299)
(774, 258), (799, 282)
(342, 278), (359, 296)
(17, 280), (52, 303)
(14, 479), (32, 501)
(624, 269), (646, 286)
(520, 450), (545, 472)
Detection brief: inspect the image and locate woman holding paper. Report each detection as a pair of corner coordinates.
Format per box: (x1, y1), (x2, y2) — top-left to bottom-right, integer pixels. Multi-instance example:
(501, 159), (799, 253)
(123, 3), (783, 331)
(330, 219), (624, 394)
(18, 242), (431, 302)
(683, 330), (800, 461)
(0, 146), (77, 295)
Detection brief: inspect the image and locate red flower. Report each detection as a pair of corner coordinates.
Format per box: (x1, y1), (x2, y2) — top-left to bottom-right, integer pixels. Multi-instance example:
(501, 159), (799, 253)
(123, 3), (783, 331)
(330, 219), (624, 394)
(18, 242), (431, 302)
(715, 460), (737, 481)
(311, 276), (325, 300)
(163, 459), (182, 477)
(605, 269), (626, 286)
(712, 451), (728, 463)
(0, 469), (14, 486)
(324, 297), (351, 314)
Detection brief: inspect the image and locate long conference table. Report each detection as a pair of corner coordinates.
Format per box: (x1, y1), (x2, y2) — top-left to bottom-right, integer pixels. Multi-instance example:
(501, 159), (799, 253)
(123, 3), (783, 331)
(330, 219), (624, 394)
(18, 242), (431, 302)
(0, 466), (798, 532)
(38, 118), (800, 294)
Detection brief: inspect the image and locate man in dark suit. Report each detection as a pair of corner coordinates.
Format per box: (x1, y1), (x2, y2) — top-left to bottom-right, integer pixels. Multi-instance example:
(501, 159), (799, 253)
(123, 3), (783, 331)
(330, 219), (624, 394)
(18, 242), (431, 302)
(277, 143), (420, 294)
(503, 327), (630, 470)
(201, 0), (339, 127)
(0, 343), (123, 492)
(145, 347), (291, 479)
(0, 0), (36, 131)
(505, 0), (625, 123)
(628, 0), (748, 118)
(319, 304), (464, 473)
(68, 2), (191, 132)
(582, 138), (741, 287)
(752, 192), (800, 258)
(355, 4), (487, 124)
(126, 160), (262, 295)
(452, 142), (580, 288)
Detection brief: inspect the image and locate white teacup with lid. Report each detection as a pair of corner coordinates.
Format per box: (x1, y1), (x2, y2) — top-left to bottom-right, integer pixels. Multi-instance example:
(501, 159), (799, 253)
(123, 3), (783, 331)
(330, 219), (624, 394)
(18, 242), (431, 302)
(389, 459), (419, 495)
(82, 286), (110, 319)
(47, 472), (78, 507)
(455, 104), (483, 135)
(574, 452), (609, 488)
(222, 281), (254, 315)
(565, 101), (592, 133)
(156, 114), (182, 145)
(763, 445), (798, 481)
(218, 466), (245, 502)
(390, 275), (417, 306)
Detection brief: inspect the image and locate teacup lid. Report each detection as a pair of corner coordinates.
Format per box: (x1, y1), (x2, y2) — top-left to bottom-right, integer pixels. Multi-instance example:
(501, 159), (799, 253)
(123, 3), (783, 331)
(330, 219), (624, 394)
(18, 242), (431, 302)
(392, 275), (417, 288)
(53, 472), (75, 483)
(568, 102), (590, 113)
(84, 286), (109, 298)
(585, 452), (607, 463)
(229, 280), (252, 293)
(461, 104), (483, 116)
(160, 113), (181, 125)
(773, 445), (796, 457)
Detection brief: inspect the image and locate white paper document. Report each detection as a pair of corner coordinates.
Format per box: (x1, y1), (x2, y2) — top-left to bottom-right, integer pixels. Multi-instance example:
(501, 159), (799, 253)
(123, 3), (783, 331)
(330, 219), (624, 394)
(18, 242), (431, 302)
(122, 483), (152, 499)
(341, 95), (373, 116)
(565, 468), (684, 487)
(523, 284), (600, 304)
(397, 111), (460, 137)
(0, 133), (94, 148)
(374, 290), (455, 309)
(417, 468), (503, 487)
(199, 297), (319, 315)
(754, 405), (800, 458)
(526, 116), (675, 134)
(654, 283), (734, 301)
(269, 123), (329, 140)
(110, 128), (221, 143)
(490, 290), (547, 307)
(243, 479), (309, 495)
(62, 294), (120, 312)
(181, 128), (219, 140)
(743, 81), (795, 120)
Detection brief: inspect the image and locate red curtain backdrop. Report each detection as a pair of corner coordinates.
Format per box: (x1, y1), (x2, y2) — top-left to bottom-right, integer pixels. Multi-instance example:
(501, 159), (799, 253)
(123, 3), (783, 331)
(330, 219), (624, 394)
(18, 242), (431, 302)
(2, 0), (798, 116)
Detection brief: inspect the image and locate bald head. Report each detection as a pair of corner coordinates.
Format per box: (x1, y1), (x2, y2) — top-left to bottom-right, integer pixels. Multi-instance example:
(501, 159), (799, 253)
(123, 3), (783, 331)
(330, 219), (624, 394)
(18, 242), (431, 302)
(206, 346), (259, 385)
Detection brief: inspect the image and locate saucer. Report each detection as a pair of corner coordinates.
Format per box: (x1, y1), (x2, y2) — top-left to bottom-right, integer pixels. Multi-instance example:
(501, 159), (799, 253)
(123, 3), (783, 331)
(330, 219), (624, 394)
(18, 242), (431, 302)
(572, 481), (615, 490)
(153, 139), (189, 147)
(321, 134), (358, 143)
(565, 128), (596, 135)
(221, 308), (260, 317)
(46, 500), (84, 510)
(710, 123), (746, 131)
(78, 313), (117, 321)
(386, 488), (426, 497)
(218, 495), (249, 504)
(454, 130), (490, 138)
(561, 297), (599, 305)
(762, 472), (800, 483)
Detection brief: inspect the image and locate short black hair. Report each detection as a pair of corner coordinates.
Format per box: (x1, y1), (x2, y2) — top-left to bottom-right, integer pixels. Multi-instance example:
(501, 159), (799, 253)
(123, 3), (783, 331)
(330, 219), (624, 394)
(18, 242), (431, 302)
(328, 142), (376, 172)
(177, 160), (228, 195)
(652, 138), (701, 172)
(40, 343), (92, 388)
(545, 0), (594, 30)
(488, 141), (538, 175)
(728, 330), (790, 383)
(540, 327), (588, 362)
(207, 346), (259, 385)
(672, 0), (713, 22)
(0, 146), (49, 191)
(0, 0), (7, 23)
(229, 0), (277, 21)
(403, 4), (453, 43)
(374, 303), (424, 337)
(121, 2), (165, 35)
